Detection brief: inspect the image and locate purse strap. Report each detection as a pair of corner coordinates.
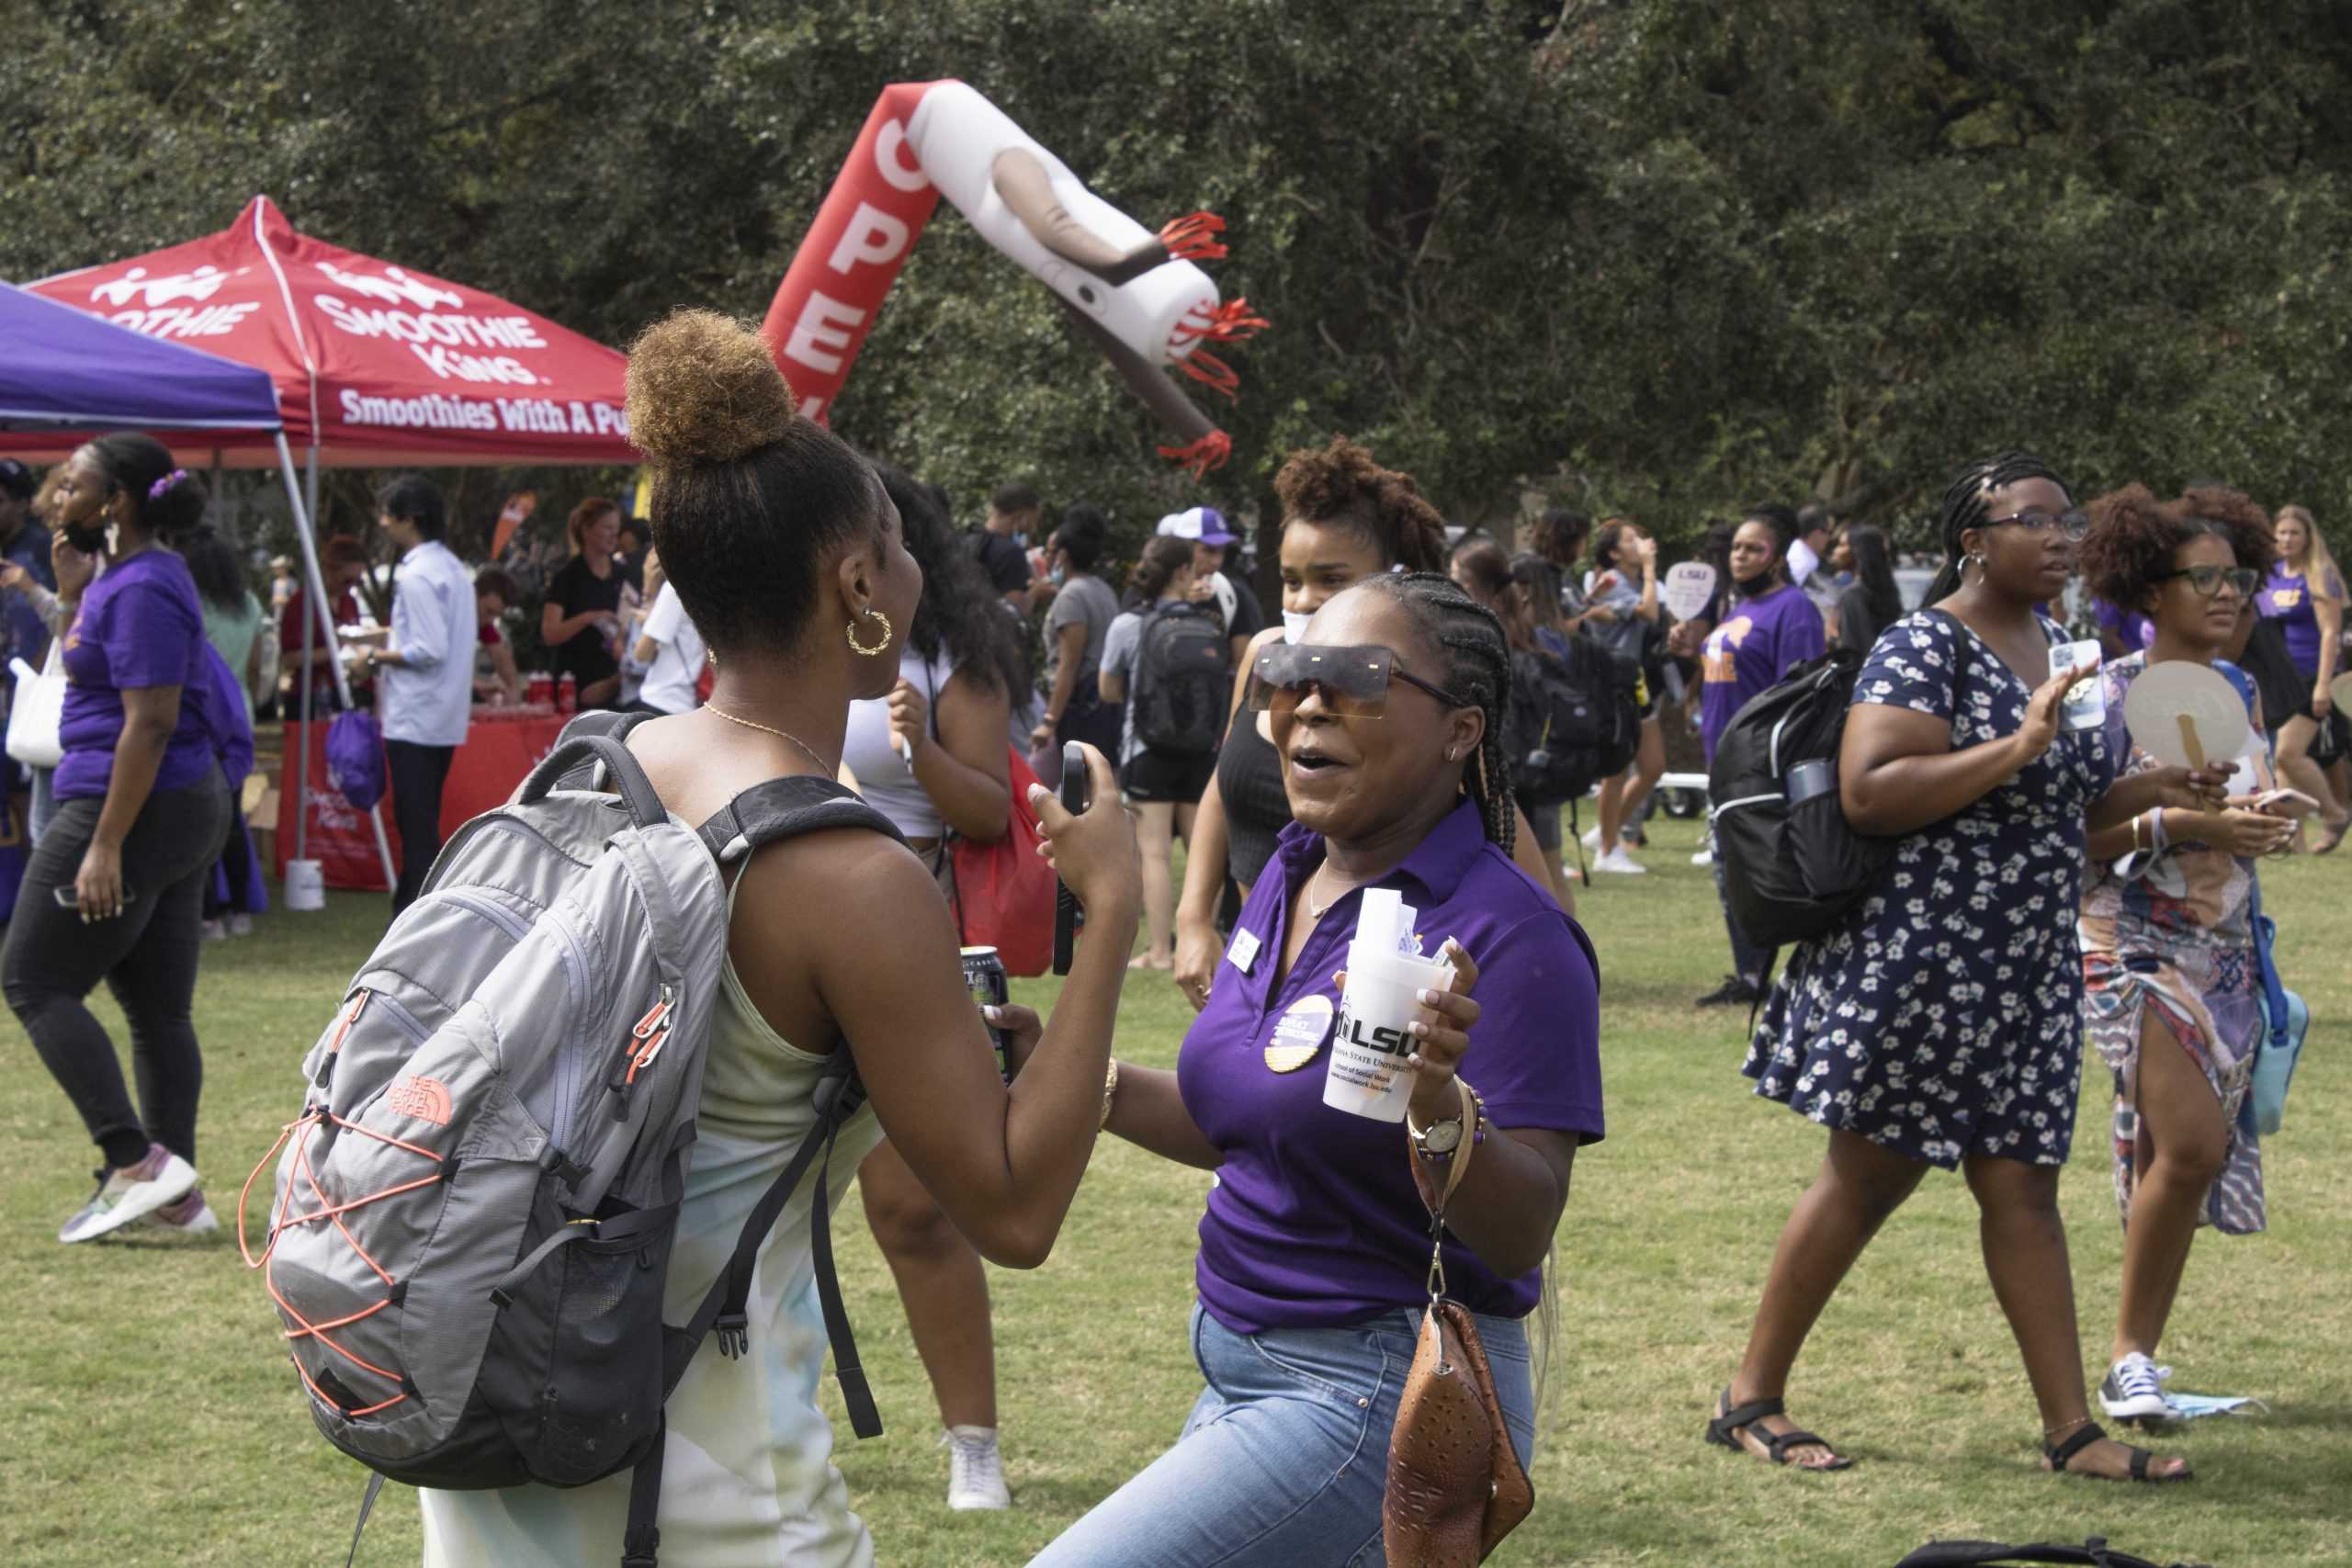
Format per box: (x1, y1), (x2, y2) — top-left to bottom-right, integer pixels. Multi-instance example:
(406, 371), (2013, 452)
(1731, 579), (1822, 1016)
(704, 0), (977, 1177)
(1419, 1076), (1479, 1304)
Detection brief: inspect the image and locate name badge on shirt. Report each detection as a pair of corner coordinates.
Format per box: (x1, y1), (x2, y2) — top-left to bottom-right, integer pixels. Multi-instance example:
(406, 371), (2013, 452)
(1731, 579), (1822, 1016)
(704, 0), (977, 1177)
(1264, 993), (1334, 1074)
(1226, 926), (1262, 975)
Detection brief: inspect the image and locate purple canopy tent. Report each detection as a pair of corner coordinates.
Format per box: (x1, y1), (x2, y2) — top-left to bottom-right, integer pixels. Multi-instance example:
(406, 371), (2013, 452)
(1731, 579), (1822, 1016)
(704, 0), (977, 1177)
(0, 281), (395, 890)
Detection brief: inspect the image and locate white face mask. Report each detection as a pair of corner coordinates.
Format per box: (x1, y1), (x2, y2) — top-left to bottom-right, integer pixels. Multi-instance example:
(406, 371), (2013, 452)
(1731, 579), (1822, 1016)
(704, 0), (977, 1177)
(1282, 609), (1313, 645)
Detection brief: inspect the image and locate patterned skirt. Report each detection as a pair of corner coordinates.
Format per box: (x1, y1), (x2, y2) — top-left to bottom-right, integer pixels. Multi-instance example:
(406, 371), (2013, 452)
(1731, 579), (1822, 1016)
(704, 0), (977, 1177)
(2080, 944), (2267, 1235)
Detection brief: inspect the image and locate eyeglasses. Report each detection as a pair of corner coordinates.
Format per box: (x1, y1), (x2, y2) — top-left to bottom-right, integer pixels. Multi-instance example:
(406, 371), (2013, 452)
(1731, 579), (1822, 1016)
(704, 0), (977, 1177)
(1247, 644), (1467, 719)
(2153, 565), (2259, 598)
(1985, 508), (2091, 541)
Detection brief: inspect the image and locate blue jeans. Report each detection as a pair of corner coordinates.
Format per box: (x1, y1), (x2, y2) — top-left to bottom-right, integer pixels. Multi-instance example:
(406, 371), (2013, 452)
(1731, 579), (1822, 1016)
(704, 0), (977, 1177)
(1030, 1303), (1536, 1568)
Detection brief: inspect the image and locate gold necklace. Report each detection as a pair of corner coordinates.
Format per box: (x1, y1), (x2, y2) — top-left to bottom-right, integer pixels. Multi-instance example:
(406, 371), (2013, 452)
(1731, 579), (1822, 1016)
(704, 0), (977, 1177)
(703, 704), (835, 776)
(1306, 862), (1370, 920)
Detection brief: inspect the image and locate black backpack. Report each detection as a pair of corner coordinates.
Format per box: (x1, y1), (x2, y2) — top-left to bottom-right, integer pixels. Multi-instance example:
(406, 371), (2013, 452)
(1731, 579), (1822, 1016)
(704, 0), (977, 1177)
(1506, 637), (1641, 805)
(1896, 1539), (2212, 1568)
(1130, 603), (1231, 756)
(1707, 642), (1893, 949)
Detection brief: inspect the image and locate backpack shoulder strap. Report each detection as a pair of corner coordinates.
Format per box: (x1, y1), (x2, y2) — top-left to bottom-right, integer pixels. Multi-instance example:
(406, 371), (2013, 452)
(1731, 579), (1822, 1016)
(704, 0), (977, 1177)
(695, 774), (909, 865)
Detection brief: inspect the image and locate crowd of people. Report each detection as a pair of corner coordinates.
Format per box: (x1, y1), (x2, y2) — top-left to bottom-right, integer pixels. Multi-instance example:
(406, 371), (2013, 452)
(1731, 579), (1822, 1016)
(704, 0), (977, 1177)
(0, 310), (2341, 1562)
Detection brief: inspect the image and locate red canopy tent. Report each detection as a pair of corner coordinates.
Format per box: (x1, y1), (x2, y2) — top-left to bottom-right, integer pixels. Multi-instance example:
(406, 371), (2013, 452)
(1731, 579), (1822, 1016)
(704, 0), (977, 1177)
(13, 196), (641, 885)
(19, 196), (636, 468)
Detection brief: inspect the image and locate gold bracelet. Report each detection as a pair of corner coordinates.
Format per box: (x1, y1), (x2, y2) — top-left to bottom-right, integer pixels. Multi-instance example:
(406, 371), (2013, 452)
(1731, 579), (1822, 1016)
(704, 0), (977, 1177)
(1100, 1058), (1120, 1130)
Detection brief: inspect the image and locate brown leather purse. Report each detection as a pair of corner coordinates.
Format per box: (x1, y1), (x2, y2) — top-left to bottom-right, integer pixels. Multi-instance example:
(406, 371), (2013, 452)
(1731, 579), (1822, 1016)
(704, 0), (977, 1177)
(1383, 1080), (1534, 1566)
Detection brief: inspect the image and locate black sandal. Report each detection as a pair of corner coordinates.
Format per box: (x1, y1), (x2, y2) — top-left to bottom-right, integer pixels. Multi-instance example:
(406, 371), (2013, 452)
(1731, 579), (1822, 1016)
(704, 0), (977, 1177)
(2041, 1419), (2191, 1483)
(1705, 1388), (1855, 1470)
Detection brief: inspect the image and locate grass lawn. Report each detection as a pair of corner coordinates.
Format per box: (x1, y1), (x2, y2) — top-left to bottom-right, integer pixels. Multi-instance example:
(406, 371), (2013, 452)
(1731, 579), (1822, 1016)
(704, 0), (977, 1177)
(1, 811), (2346, 1566)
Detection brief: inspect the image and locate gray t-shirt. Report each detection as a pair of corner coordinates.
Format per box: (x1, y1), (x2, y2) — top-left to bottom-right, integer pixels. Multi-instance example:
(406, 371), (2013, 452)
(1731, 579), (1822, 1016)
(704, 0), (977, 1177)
(1586, 570), (1651, 662)
(1046, 572), (1119, 694)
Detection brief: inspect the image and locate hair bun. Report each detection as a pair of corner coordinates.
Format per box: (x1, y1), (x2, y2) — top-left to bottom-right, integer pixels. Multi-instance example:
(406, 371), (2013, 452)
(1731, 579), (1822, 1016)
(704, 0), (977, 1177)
(626, 309), (798, 468)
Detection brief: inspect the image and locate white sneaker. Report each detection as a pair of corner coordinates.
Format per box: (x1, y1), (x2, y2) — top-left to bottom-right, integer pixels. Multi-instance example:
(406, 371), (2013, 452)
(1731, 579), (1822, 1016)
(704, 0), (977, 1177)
(944, 1425), (1011, 1510)
(144, 1188), (221, 1236)
(1592, 846), (1647, 875)
(227, 913), (253, 938)
(2098, 1352), (2177, 1423)
(1690, 847), (1713, 865)
(1579, 825), (1602, 852)
(199, 918), (227, 942)
(58, 1145), (199, 1244)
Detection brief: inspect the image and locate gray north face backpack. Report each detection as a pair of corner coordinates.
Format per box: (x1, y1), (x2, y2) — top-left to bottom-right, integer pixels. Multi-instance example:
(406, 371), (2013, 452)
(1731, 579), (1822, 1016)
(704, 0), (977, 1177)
(243, 714), (902, 1568)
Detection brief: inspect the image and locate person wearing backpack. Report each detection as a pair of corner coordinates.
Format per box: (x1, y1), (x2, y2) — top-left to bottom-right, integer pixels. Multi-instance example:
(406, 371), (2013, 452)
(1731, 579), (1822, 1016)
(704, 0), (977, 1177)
(1100, 536), (1225, 969)
(1710, 452), (2215, 1486)
(411, 310), (1141, 1567)
(2075, 485), (2294, 1427)
(1451, 540), (1590, 911)
(1693, 509), (1826, 1007)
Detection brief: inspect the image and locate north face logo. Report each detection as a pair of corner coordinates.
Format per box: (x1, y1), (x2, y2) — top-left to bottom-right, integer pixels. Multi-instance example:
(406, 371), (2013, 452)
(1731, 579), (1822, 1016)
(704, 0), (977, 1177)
(384, 1075), (453, 1126)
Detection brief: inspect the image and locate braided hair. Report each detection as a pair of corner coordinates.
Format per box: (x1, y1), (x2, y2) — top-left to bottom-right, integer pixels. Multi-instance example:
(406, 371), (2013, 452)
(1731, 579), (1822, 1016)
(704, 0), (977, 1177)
(1356, 571), (1517, 855)
(1922, 450), (2070, 604)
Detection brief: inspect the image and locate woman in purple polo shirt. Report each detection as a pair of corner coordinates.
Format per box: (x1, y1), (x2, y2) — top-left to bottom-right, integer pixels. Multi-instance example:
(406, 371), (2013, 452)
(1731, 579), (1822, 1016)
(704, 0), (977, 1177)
(2, 435), (231, 1244)
(1694, 510), (1826, 1007)
(1027, 572), (1604, 1568)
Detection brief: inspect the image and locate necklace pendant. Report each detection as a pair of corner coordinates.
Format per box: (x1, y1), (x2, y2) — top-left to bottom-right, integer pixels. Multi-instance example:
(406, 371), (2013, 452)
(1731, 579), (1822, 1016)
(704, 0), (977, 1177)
(1263, 994), (1334, 1073)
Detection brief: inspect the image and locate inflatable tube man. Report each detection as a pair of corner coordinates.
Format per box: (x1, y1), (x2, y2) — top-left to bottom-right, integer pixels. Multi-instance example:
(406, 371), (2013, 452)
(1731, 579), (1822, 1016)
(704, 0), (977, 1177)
(761, 81), (1266, 478)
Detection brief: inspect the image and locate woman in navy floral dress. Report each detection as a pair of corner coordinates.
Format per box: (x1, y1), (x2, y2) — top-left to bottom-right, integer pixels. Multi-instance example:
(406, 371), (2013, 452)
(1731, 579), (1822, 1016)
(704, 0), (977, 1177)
(1707, 454), (2213, 1485)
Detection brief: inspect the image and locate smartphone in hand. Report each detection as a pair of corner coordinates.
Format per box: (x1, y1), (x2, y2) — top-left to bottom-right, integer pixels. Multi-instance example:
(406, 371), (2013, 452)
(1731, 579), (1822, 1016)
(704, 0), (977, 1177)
(2254, 786), (2321, 819)
(1053, 740), (1090, 976)
(2050, 640), (2105, 730)
(53, 883), (134, 912)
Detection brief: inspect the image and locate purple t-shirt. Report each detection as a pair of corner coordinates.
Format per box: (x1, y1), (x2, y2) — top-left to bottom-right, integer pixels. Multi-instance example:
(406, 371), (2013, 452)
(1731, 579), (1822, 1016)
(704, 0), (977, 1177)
(1698, 581), (1826, 761)
(1177, 797), (1604, 1335)
(54, 548), (216, 800)
(2093, 597), (2156, 653)
(2256, 561), (2345, 677)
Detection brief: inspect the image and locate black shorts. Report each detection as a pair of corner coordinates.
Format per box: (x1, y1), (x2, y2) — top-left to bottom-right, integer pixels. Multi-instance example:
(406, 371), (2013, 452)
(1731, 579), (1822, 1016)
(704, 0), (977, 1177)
(1121, 749), (1216, 804)
(1521, 798), (1562, 852)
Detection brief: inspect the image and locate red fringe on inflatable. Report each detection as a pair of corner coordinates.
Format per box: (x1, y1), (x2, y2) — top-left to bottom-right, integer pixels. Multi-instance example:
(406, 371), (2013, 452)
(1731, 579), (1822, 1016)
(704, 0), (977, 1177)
(1175, 349), (1241, 401)
(1172, 298), (1270, 347)
(1158, 430), (1233, 479)
(1159, 211), (1229, 263)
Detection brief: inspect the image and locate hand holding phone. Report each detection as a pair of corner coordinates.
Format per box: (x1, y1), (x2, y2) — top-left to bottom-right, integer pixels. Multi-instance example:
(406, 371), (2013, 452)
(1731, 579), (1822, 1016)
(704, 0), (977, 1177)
(1054, 741), (1090, 975)
(2253, 786), (2321, 819)
(2049, 640), (2105, 731)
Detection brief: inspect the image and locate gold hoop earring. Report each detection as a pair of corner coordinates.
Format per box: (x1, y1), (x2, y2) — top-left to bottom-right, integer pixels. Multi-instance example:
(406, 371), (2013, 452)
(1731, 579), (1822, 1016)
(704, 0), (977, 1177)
(847, 608), (892, 657)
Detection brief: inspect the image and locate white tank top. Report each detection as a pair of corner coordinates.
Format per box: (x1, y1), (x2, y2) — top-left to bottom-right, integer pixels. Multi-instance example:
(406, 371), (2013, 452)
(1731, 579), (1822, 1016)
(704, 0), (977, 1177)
(841, 648), (959, 839)
(419, 873), (886, 1568)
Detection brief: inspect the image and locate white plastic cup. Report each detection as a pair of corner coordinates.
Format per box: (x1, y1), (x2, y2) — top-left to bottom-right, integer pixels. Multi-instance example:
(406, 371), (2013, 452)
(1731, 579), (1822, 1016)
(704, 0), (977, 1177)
(1324, 942), (1454, 1122)
(283, 859), (326, 912)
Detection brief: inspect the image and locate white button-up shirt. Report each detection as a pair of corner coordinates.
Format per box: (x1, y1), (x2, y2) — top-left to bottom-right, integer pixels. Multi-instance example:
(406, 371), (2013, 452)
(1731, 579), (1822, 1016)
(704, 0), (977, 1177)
(381, 539), (475, 747)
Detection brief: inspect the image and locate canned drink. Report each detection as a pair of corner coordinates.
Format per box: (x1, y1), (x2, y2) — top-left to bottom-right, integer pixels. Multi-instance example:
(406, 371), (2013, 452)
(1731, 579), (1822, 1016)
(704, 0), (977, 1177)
(960, 946), (1011, 1081)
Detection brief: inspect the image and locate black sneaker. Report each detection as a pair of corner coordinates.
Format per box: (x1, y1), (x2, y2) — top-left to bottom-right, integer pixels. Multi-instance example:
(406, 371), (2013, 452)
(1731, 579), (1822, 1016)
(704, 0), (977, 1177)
(1695, 976), (1761, 1009)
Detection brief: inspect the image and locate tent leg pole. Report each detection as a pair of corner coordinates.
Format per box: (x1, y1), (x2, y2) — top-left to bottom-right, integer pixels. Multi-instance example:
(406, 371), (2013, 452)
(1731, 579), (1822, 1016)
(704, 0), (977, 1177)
(276, 437), (381, 897)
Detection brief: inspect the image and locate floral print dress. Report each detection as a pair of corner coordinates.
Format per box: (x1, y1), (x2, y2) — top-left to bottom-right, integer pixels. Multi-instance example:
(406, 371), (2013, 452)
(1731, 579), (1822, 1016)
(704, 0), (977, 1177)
(2077, 654), (2269, 1235)
(1745, 611), (2112, 1168)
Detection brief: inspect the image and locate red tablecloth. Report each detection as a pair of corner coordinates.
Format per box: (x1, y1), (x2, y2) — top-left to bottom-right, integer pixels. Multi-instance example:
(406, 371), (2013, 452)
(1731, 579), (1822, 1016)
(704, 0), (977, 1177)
(274, 713), (567, 891)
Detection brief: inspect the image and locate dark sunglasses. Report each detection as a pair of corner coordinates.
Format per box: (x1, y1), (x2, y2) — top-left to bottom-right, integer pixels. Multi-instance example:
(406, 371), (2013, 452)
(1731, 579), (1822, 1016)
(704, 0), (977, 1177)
(1984, 507), (2091, 541)
(2154, 564), (2259, 598)
(1247, 644), (1467, 719)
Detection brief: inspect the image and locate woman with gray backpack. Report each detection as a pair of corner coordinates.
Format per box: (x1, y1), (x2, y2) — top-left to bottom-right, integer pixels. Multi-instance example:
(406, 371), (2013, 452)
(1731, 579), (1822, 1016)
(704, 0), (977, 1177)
(1100, 535), (1227, 970)
(275, 309), (1144, 1568)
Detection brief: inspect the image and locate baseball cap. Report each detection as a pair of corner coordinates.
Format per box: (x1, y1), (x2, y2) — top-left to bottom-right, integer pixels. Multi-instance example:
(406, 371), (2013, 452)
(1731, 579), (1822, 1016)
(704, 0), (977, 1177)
(1155, 506), (1236, 548)
(0, 459), (34, 502)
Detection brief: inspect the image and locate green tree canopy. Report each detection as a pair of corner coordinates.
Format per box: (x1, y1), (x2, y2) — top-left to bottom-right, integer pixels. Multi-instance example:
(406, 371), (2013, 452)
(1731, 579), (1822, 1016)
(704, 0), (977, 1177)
(6, 0), (2347, 567)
